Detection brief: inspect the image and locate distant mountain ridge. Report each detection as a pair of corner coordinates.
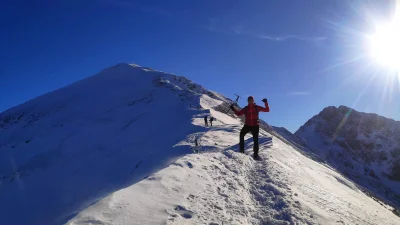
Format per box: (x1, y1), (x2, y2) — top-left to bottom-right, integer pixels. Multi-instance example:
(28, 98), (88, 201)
(295, 105), (400, 207)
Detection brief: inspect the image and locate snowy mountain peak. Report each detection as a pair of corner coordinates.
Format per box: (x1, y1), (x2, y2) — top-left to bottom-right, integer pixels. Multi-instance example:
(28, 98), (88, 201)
(98, 62), (155, 76)
(317, 105), (353, 121)
(0, 62), (246, 225)
(296, 105), (400, 208)
(129, 63), (141, 67)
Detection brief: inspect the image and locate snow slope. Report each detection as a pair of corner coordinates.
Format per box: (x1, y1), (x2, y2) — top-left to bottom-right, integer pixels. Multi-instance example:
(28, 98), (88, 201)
(1, 63), (399, 225)
(0, 63), (229, 225)
(69, 93), (400, 225)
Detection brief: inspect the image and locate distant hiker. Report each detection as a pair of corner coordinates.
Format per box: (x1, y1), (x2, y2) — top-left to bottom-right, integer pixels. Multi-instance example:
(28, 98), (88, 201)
(204, 116), (208, 126)
(209, 116), (214, 126)
(230, 96), (270, 159)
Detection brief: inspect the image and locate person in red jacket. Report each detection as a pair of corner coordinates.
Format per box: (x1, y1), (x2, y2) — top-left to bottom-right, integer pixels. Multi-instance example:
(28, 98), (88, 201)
(230, 96), (270, 159)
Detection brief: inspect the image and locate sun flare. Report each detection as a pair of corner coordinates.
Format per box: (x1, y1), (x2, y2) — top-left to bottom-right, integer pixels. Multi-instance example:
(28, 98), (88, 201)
(368, 2), (400, 71)
(369, 26), (400, 69)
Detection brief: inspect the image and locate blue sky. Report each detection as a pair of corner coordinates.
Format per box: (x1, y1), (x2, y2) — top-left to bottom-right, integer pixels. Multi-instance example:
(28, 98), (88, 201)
(1, 0), (399, 132)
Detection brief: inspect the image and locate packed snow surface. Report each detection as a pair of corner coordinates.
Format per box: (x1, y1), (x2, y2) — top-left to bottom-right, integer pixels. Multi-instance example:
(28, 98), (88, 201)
(69, 92), (400, 225)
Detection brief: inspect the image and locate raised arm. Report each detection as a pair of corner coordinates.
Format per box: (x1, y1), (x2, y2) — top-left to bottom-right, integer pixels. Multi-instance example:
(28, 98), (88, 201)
(258, 99), (270, 112)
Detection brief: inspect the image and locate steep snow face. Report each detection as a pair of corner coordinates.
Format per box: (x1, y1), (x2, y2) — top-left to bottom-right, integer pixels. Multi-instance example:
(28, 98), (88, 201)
(69, 97), (400, 225)
(295, 105), (400, 208)
(0, 63), (233, 225)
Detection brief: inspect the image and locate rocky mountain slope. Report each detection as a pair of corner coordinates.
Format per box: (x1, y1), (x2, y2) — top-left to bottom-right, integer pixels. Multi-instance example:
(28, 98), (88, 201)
(295, 105), (400, 208)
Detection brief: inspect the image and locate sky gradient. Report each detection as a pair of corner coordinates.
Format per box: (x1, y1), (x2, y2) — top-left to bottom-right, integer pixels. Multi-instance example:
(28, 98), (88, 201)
(1, 0), (399, 132)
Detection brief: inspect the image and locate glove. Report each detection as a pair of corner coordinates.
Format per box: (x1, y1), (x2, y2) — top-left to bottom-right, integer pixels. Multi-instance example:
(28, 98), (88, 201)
(230, 104), (235, 110)
(262, 98), (268, 103)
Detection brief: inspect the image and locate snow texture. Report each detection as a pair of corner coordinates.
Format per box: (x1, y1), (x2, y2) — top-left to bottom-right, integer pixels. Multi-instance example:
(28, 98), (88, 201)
(69, 96), (400, 225)
(0, 63), (399, 225)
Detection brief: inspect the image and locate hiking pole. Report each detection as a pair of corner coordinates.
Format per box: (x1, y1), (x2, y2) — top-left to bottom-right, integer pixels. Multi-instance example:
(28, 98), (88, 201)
(226, 94), (240, 113)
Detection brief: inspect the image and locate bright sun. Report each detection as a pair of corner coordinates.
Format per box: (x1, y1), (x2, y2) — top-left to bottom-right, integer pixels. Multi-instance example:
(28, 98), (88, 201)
(368, 4), (400, 71)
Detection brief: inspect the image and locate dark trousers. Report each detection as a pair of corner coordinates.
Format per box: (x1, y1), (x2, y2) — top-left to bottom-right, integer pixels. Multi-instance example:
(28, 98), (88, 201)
(240, 125), (259, 155)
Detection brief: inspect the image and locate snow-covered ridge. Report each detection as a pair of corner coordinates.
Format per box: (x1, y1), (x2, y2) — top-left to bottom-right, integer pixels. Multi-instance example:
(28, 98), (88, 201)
(0, 64), (225, 130)
(295, 105), (400, 208)
(70, 104), (400, 225)
(0, 62), (260, 225)
(0, 63), (217, 224)
(1, 63), (399, 225)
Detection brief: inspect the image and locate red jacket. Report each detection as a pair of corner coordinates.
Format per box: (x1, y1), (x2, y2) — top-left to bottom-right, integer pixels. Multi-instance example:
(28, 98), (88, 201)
(233, 102), (270, 126)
